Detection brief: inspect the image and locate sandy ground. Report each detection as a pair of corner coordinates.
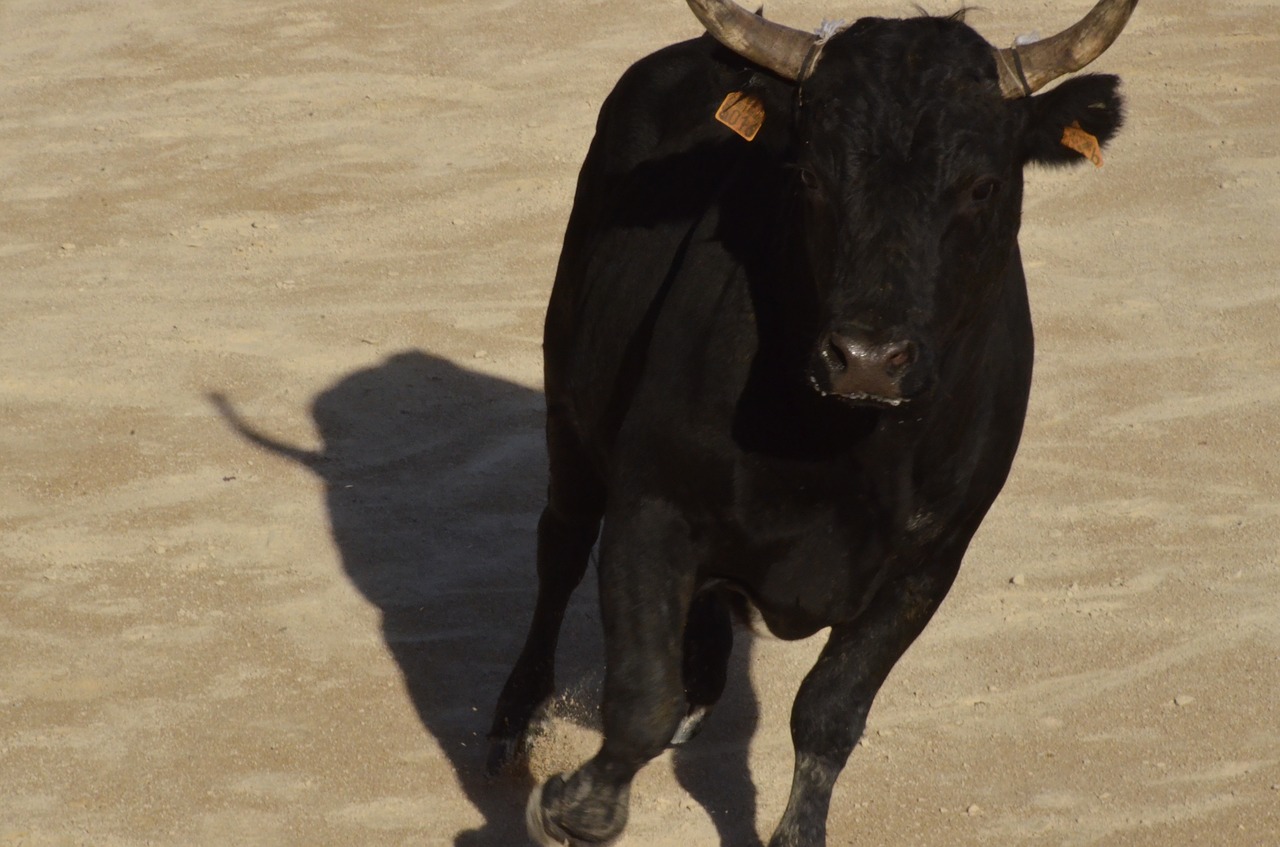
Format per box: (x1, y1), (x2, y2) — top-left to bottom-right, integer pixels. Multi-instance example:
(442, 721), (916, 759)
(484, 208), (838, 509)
(2, 1), (1277, 845)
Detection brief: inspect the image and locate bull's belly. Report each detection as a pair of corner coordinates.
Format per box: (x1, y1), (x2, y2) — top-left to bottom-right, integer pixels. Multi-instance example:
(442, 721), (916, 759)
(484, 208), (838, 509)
(698, 533), (894, 640)
(719, 582), (828, 640)
(700, 577), (875, 641)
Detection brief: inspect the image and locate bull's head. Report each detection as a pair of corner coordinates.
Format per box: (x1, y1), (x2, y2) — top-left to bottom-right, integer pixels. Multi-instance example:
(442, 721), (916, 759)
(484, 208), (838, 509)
(689, 0), (1135, 406)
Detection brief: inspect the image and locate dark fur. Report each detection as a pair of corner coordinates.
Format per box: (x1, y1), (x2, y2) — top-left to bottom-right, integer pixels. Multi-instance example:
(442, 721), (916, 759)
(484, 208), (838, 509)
(490, 14), (1125, 847)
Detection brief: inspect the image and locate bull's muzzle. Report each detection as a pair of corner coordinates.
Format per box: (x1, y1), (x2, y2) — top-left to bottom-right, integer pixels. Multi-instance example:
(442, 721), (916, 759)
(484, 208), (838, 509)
(810, 329), (930, 406)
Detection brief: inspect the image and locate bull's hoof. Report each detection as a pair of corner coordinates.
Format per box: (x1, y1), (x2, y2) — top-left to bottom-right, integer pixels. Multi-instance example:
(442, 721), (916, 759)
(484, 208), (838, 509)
(526, 773), (627, 847)
(526, 780), (578, 847)
(668, 704), (712, 747)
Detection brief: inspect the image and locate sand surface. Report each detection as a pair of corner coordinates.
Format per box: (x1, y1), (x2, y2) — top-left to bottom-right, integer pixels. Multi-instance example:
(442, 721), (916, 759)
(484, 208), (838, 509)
(2, 1), (1277, 844)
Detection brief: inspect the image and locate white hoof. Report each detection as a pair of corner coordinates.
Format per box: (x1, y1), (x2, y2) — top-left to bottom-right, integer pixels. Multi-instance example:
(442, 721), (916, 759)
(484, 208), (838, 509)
(526, 779), (565, 847)
(669, 704), (712, 746)
(525, 773), (626, 847)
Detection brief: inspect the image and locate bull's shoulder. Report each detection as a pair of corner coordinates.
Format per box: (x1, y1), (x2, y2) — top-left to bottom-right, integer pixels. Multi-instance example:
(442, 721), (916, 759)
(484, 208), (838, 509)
(546, 38), (795, 450)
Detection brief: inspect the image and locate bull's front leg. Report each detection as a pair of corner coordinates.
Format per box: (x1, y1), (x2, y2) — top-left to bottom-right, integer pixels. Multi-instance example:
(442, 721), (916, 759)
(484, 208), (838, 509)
(488, 417), (604, 775)
(768, 559), (962, 847)
(528, 498), (697, 846)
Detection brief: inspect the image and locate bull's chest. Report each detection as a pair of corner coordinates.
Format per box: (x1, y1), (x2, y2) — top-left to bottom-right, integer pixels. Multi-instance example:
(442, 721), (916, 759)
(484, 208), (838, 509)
(694, 466), (946, 638)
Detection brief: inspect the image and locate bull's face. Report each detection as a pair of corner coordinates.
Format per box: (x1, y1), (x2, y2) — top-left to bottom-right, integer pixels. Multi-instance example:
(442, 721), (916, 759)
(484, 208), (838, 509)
(687, 1), (1133, 407)
(795, 18), (1025, 406)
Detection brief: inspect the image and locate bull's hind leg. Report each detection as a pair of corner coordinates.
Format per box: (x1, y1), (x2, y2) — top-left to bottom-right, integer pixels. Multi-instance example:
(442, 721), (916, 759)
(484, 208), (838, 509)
(487, 416), (603, 776)
(528, 498), (696, 845)
(767, 561), (961, 847)
(670, 588), (733, 746)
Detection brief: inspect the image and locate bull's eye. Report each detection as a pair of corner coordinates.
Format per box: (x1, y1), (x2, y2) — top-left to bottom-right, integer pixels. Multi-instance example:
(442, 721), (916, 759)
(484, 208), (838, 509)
(969, 177), (1002, 204)
(798, 168), (820, 192)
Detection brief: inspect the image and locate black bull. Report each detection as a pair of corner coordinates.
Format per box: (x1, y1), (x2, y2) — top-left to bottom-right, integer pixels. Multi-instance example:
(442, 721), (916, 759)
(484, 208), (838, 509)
(490, 11), (1130, 847)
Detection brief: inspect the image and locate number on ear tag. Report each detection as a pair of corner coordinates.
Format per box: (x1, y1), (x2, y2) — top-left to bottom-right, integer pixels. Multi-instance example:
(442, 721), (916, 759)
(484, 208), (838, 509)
(715, 92), (766, 142)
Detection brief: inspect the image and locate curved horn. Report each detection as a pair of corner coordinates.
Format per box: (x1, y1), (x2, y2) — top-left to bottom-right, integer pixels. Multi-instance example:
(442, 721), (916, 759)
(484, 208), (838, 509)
(685, 0), (819, 82)
(994, 0), (1139, 98)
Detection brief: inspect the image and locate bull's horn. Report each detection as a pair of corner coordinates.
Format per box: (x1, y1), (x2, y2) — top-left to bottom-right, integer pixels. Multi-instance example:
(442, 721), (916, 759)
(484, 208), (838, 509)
(994, 0), (1139, 98)
(685, 0), (819, 82)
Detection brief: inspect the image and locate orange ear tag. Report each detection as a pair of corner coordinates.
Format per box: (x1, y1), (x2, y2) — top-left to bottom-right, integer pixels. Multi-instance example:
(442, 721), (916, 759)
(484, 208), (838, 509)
(1061, 122), (1104, 168)
(715, 91), (766, 142)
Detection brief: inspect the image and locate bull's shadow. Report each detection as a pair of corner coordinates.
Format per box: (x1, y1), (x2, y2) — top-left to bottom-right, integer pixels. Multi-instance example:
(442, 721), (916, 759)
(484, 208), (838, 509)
(211, 349), (764, 846)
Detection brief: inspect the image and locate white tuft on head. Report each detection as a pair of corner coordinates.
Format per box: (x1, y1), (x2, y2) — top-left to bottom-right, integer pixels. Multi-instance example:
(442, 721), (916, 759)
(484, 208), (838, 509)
(814, 18), (847, 45)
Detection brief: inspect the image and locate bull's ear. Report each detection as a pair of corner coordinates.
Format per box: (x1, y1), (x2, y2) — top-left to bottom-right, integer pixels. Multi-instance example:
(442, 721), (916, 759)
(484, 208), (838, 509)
(1021, 74), (1124, 167)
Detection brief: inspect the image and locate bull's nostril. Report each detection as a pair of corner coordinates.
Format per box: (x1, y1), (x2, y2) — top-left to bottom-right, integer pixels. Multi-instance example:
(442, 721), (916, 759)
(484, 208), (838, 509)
(822, 338), (849, 374)
(884, 341), (917, 370)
